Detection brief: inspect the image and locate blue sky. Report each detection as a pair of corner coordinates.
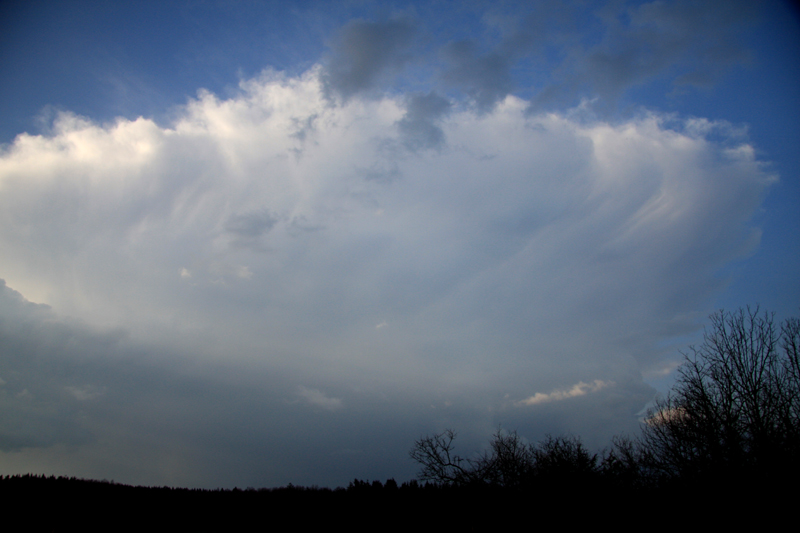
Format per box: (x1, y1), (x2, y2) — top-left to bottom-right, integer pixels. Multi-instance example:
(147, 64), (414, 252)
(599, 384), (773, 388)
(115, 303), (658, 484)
(0, 0), (798, 488)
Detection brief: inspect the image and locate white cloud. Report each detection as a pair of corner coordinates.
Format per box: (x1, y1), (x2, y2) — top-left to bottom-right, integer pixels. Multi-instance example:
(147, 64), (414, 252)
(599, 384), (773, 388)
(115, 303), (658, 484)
(0, 63), (776, 486)
(516, 380), (613, 406)
(16, 388), (33, 400)
(297, 386), (343, 411)
(643, 359), (682, 380)
(0, 67), (774, 376)
(236, 266), (253, 280)
(65, 385), (106, 401)
(646, 406), (687, 426)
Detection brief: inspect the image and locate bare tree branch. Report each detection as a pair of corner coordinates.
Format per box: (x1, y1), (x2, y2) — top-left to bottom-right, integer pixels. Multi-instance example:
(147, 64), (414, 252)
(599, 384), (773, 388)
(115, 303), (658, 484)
(640, 307), (800, 480)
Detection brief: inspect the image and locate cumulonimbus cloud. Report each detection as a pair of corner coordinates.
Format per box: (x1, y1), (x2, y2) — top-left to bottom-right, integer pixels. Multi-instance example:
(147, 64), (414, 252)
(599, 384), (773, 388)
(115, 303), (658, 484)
(0, 62), (776, 486)
(0, 66), (775, 372)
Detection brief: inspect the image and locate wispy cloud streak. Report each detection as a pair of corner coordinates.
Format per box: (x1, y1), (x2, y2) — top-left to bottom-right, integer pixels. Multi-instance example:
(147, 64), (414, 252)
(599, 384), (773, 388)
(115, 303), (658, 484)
(516, 380), (613, 406)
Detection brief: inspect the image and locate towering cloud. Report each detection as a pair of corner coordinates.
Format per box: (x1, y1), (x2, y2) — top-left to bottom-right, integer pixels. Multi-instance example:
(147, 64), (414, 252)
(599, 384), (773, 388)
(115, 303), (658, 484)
(0, 0), (782, 488)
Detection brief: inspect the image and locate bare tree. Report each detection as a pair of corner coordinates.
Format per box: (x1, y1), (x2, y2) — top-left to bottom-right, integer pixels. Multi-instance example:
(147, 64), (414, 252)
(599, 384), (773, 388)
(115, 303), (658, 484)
(409, 429), (474, 485)
(531, 434), (597, 480)
(483, 429), (535, 487)
(600, 436), (647, 487)
(778, 315), (800, 455)
(640, 307), (800, 481)
(410, 429), (597, 488)
(410, 429), (536, 487)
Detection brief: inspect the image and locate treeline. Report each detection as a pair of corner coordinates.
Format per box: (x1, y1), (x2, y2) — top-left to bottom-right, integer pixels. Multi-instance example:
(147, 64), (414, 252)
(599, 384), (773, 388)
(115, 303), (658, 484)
(2, 469), (787, 529)
(1, 473), (564, 530)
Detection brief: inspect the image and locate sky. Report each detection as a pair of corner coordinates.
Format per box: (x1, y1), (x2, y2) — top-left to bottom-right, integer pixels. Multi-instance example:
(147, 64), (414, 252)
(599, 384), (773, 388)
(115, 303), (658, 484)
(0, 0), (798, 489)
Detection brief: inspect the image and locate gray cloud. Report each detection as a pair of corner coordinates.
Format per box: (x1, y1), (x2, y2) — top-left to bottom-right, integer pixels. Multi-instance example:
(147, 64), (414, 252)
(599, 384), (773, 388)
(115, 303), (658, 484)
(582, 0), (754, 97)
(433, 0), (757, 113)
(440, 41), (514, 113)
(322, 18), (417, 101)
(396, 91), (451, 151)
(0, 280), (113, 452)
(0, 276), (481, 487)
(434, 1), (574, 113)
(532, 0), (757, 110)
(359, 161), (401, 184)
(225, 210), (278, 249)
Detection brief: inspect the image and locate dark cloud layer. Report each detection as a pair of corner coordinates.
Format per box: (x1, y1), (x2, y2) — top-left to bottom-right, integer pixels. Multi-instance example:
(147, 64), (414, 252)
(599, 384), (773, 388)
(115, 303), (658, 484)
(0, 280), (113, 452)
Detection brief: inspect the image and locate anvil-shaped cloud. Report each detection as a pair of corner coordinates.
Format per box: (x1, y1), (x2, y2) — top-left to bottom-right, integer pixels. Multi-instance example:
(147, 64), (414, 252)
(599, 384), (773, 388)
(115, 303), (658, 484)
(0, 0), (787, 489)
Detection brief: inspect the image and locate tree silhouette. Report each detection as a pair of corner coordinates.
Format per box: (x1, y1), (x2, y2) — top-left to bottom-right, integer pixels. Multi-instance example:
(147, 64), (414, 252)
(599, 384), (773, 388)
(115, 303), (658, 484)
(410, 429), (597, 488)
(640, 307), (800, 483)
(409, 429), (475, 485)
(530, 434), (597, 486)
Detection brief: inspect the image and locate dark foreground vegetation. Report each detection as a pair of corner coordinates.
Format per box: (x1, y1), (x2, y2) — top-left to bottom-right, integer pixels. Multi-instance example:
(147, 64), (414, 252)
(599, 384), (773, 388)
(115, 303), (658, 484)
(3, 308), (797, 530)
(6, 469), (786, 531)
